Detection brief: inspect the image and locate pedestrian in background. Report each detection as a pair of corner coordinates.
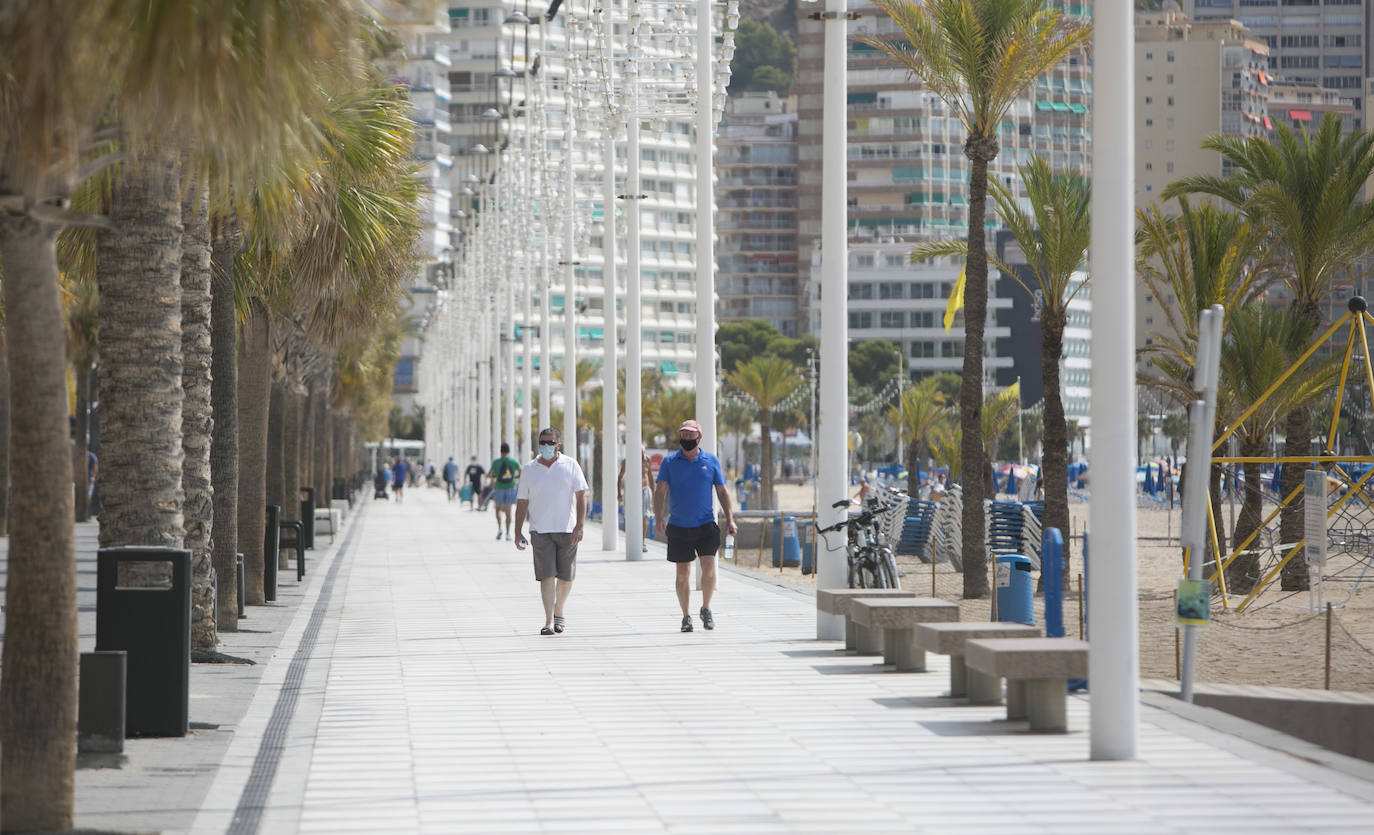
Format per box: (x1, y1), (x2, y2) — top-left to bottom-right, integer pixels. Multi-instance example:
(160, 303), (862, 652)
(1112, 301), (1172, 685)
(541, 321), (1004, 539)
(618, 451), (654, 553)
(443, 456), (460, 501)
(488, 442), (522, 540)
(513, 428), (587, 636)
(390, 457), (407, 503)
(463, 456), (484, 509)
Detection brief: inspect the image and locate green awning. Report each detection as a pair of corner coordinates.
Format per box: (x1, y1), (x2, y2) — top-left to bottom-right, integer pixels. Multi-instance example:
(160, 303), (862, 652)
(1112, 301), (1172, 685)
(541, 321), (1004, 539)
(1068, 103), (1087, 114)
(848, 91), (878, 104)
(660, 361), (680, 374)
(1036, 101), (1053, 112)
(1050, 102), (1070, 112)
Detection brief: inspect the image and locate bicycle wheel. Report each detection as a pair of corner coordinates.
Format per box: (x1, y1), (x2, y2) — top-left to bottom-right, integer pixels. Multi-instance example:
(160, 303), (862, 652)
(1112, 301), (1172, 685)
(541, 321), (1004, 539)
(876, 548), (899, 589)
(847, 556), (861, 589)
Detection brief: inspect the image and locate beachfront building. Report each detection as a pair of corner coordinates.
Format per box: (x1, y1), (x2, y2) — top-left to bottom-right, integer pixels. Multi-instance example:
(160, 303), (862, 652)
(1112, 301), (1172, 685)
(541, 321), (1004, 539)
(441, 0), (714, 398)
(1186, 0), (1368, 127)
(716, 91), (802, 337)
(1134, 9), (1269, 374)
(371, 3), (456, 412)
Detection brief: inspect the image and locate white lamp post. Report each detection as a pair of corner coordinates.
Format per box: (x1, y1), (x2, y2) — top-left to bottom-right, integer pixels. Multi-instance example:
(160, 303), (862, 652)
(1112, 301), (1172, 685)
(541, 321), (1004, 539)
(811, 0), (849, 640)
(1089, 0), (1139, 760)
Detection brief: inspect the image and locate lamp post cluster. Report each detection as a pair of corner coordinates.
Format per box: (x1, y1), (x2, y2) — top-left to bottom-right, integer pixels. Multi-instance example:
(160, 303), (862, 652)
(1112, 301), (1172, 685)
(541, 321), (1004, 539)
(419, 0), (737, 560)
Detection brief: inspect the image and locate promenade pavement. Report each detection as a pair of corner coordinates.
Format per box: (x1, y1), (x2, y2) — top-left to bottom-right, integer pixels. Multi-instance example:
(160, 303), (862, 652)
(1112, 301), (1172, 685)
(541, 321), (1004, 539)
(5, 486), (1374, 832)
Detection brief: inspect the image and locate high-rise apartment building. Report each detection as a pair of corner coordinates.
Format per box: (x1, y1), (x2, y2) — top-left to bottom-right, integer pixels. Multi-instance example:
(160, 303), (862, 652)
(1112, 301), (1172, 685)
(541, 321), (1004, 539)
(716, 91), (801, 336)
(1187, 0), (1367, 127)
(794, 2), (1093, 404)
(372, 2), (456, 410)
(1134, 10), (1269, 370)
(441, 2), (714, 387)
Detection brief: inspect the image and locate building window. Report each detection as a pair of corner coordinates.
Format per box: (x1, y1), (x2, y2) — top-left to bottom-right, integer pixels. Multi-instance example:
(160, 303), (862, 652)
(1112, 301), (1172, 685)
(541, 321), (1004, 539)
(848, 312), (873, 329)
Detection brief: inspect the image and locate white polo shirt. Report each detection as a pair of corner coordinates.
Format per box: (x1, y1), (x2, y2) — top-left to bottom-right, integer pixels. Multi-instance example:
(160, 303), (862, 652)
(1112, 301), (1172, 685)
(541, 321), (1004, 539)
(516, 454), (588, 534)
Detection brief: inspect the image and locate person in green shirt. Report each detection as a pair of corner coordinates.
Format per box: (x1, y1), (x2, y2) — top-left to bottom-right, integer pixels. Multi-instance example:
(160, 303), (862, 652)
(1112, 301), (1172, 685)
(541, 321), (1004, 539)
(488, 441), (523, 540)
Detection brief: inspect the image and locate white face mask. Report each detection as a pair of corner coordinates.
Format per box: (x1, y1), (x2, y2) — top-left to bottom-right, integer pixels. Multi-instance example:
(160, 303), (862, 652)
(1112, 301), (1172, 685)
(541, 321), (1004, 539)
(538, 443), (557, 460)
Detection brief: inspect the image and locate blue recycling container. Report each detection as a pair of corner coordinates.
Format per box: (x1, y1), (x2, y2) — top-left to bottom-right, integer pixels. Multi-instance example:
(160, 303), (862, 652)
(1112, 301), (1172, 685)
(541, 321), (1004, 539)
(994, 553), (1035, 625)
(771, 516), (802, 567)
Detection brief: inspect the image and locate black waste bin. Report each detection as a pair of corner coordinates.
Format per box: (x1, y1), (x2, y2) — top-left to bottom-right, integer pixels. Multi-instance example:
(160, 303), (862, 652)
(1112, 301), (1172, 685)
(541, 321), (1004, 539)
(95, 547), (191, 737)
(263, 504), (280, 602)
(332, 477), (348, 501)
(300, 486), (316, 550)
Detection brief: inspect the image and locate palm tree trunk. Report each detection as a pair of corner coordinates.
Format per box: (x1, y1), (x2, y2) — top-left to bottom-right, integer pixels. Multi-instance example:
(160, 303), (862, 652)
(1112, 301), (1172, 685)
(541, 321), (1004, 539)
(283, 386), (302, 526)
(959, 142), (995, 599)
(906, 439), (921, 496)
(301, 387), (315, 495)
(1279, 405), (1312, 590)
(181, 174), (216, 653)
(760, 414), (775, 508)
(72, 361), (92, 523)
(1040, 313), (1072, 584)
(96, 151), (186, 563)
(0, 214), (79, 831)
(210, 221), (240, 629)
(0, 320), (11, 536)
(267, 381), (287, 569)
(237, 299), (271, 603)
(1227, 438), (1266, 594)
(311, 378), (328, 507)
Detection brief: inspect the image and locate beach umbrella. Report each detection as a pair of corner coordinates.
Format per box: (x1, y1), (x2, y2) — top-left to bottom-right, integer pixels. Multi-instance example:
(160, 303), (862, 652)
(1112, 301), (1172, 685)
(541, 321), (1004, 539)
(1143, 465), (1156, 496)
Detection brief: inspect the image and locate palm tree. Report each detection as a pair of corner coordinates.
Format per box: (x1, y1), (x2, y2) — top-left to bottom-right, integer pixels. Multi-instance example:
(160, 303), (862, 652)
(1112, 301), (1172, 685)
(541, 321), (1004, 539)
(1218, 302), (1330, 593)
(725, 356), (804, 509)
(914, 155), (1089, 578)
(865, 0), (1091, 599)
(59, 234), (99, 523)
(719, 398), (754, 478)
(209, 215), (242, 630)
(888, 375), (951, 496)
(651, 388), (697, 446)
(1164, 113), (1374, 590)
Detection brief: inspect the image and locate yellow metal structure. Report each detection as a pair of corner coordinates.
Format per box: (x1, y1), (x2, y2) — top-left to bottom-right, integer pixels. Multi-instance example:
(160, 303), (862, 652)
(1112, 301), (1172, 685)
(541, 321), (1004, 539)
(1197, 305), (1374, 612)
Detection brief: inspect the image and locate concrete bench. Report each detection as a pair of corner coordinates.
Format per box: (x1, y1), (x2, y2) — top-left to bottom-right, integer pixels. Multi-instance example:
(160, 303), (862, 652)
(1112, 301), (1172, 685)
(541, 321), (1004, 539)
(848, 598), (959, 672)
(914, 622), (1041, 699)
(330, 498), (349, 520)
(964, 638), (1089, 732)
(816, 588), (916, 654)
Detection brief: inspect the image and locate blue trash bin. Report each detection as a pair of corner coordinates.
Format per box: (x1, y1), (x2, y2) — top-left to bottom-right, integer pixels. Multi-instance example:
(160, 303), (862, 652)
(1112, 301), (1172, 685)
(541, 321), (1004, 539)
(994, 553), (1035, 625)
(771, 516), (801, 567)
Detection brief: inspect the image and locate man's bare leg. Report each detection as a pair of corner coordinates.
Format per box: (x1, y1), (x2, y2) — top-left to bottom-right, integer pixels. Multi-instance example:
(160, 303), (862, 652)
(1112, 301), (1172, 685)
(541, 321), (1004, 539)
(675, 562), (692, 616)
(540, 577), (556, 627)
(554, 579), (574, 620)
(700, 554), (717, 611)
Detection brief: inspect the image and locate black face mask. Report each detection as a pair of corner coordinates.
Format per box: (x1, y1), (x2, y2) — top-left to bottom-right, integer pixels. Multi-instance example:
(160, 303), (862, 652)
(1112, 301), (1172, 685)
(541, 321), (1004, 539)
(680, 438), (698, 451)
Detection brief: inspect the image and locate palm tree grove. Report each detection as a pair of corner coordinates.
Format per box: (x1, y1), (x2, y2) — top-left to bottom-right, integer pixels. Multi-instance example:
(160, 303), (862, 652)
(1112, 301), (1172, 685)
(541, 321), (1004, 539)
(5, 0), (1374, 829)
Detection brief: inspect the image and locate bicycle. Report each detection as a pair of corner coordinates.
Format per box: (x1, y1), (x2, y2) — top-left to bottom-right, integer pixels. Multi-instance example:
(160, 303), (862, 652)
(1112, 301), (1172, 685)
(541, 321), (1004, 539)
(815, 488), (904, 589)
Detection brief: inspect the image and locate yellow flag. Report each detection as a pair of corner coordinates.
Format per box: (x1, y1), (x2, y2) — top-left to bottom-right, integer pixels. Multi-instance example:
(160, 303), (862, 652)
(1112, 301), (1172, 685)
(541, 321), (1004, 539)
(943, 265), (966, 333)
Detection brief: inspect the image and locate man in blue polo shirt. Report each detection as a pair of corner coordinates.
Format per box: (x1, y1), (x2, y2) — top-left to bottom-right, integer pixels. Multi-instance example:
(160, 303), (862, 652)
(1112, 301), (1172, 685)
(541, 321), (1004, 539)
(654, 419), (738, 632)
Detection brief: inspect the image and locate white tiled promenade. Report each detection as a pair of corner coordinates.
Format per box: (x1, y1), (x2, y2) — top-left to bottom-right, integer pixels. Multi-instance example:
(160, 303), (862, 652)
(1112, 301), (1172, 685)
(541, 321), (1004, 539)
(189, 487), (1374, 833)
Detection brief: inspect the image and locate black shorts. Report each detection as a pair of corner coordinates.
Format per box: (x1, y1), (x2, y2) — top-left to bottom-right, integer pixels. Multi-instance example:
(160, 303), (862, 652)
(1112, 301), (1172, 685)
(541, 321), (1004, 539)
(666, 522), (720, 563)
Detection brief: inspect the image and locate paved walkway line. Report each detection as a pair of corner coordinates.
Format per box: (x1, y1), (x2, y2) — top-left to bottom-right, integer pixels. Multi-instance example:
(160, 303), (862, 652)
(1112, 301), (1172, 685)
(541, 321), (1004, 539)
(192, 506), (364, 834)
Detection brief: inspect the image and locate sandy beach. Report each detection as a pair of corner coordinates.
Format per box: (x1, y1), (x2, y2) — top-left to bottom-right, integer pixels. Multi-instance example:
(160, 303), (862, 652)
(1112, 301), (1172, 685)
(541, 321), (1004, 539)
(725, 482), (1374, 693)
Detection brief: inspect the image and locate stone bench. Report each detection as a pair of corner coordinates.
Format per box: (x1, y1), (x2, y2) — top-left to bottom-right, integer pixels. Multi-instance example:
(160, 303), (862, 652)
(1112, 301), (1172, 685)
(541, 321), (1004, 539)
(848, 598), (960, 672)
(816, 588), (916, 654)
(914, 622), (1041, 700)
(964, 638), (1089, 732)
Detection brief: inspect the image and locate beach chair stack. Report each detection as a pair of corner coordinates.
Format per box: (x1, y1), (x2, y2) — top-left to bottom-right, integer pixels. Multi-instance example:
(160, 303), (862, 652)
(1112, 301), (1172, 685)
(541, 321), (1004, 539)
(931, 486), (963, 572)
(898, 498), (938, 562)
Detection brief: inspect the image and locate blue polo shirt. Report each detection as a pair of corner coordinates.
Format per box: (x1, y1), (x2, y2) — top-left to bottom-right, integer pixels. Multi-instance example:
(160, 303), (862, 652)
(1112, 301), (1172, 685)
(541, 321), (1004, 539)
(656, 449), (725, 527)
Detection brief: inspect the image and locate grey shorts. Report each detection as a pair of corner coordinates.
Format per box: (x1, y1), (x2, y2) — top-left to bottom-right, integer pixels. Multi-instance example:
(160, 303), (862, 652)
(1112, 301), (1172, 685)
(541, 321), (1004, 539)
(492, 487), (517, 506)
(531, 531), (578, 581)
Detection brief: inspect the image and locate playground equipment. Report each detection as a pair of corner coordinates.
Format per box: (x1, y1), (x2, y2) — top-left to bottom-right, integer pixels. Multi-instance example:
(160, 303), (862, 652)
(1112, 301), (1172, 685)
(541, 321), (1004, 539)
(1204, 298), (1374, 614)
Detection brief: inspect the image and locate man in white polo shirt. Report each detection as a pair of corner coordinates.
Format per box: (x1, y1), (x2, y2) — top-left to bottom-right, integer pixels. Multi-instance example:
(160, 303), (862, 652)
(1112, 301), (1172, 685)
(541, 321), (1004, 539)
(513, 427), (588, 636)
